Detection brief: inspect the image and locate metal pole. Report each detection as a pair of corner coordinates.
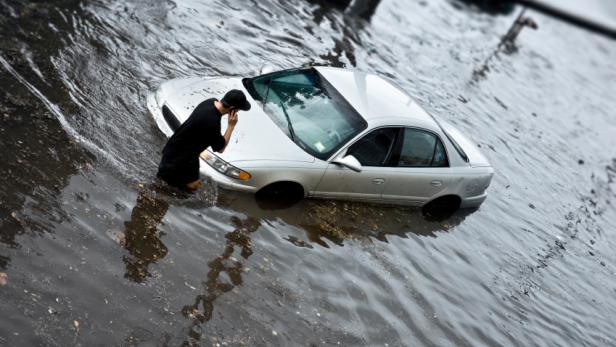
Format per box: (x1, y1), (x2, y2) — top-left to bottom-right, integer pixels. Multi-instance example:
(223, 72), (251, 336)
(511, 0), (616, 39)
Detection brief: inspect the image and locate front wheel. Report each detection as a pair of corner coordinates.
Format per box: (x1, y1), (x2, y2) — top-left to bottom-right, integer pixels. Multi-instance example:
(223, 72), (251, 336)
(255, 182), (304, 210)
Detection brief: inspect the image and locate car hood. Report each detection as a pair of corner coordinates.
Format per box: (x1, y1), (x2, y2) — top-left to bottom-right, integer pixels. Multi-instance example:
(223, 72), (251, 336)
(159, 77), (314, 164)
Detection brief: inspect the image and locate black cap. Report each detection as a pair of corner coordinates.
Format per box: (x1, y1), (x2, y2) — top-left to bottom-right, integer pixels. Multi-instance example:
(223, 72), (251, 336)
(221, 89), (251, 111)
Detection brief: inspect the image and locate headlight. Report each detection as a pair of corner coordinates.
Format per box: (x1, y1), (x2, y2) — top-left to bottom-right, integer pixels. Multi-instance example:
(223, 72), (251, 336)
(201, 151), (251, 181)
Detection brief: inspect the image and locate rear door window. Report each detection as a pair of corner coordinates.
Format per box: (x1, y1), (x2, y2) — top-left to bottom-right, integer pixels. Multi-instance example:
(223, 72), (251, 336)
(397, 128), (448, 167)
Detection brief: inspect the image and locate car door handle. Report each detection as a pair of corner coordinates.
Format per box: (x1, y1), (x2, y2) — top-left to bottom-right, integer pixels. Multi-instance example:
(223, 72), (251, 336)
(371, 178), (385, 185)
(431, 180), (442, 187)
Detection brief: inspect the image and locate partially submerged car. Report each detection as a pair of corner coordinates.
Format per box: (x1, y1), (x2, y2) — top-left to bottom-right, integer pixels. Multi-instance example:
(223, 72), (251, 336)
(147, 66), (493, 209)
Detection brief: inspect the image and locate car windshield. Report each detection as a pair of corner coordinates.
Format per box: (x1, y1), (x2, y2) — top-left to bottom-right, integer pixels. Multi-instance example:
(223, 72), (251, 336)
(244, 68), (367, 160)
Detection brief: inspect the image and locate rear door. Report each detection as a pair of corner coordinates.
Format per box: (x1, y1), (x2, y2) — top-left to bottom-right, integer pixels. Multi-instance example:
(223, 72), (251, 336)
(380, 127), (452, 205)
(313, 127), (397, 202)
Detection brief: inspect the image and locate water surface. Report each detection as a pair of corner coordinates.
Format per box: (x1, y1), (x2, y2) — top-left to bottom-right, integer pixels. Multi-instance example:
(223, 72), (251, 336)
(1, 0), (615, 345)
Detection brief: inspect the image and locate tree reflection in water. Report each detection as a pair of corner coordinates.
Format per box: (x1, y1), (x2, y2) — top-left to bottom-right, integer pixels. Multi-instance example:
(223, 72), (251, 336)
(118, 183), (470, 343)
(306, 0), (382, 67)
(0, 254), (9, 270)
(181, 216), (260, 345)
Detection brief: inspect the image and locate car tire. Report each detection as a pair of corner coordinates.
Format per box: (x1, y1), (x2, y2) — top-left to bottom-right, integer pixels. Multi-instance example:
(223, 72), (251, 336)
(255, 182), (304, 210)
(422, 195), (461, 221)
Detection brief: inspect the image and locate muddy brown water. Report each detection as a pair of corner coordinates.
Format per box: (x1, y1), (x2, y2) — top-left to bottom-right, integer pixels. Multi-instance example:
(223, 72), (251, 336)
(1, 0), (616, 346)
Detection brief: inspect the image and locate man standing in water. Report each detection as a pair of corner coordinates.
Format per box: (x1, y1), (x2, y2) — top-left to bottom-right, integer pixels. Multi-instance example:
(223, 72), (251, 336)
(157, 90), (251, 190)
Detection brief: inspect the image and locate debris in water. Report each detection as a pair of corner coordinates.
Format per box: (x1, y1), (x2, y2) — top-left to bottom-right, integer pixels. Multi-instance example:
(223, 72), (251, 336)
(272, 330), (278, 336)
(284, 236), (313, 249)
(73, 320), (80, 329)
(0, 272), (7, 286)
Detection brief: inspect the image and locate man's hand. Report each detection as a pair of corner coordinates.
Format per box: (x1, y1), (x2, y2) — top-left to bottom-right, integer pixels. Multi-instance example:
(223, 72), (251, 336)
(228, 109), (239, 127)
(217, 109), (239, 154)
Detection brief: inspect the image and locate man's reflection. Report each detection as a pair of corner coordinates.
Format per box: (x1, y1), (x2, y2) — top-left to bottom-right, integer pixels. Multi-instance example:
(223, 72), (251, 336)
(181, 216), (260, 344)
(122, 189), (169, 283)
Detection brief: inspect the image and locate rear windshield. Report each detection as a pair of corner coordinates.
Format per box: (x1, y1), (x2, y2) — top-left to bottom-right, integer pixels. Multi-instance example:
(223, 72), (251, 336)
(443, 130), (469, 162)
(243, 68), (367, 160)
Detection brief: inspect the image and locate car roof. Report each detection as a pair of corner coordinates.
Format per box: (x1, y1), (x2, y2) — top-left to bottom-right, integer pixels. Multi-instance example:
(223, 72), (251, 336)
(314, 66), (439, 131)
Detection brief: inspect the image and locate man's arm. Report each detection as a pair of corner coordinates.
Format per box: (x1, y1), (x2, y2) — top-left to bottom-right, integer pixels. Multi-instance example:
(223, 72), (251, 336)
(217, 122), (236, 154)
(200, 109), (238, 159)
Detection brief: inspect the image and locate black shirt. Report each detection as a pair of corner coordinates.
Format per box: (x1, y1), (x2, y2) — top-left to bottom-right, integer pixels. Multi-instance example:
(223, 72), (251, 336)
(157, 98), (226, 185)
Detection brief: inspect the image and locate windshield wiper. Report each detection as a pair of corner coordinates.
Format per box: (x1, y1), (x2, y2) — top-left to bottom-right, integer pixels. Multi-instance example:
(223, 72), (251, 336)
(278, 101), (296, 141)
(262, 79), (272, 109)
(261, 80), (296, 142)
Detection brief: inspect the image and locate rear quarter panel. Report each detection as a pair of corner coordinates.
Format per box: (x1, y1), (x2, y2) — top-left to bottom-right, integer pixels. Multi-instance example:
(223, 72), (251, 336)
(445, 167), (494, 200)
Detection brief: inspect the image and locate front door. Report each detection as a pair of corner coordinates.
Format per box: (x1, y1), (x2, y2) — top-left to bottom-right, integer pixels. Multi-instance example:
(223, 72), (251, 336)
(313, 127), (397, 202)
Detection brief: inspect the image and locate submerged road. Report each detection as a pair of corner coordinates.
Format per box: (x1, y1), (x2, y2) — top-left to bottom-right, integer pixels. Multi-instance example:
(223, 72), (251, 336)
(1, 0), (615, 345)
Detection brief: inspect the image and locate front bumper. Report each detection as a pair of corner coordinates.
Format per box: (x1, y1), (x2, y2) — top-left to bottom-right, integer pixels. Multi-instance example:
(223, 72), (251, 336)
(146, 92), (174, 137)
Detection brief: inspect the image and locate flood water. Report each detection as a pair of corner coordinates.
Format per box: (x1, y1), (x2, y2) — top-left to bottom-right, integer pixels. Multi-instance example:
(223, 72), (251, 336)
(1, 0), (616, 345)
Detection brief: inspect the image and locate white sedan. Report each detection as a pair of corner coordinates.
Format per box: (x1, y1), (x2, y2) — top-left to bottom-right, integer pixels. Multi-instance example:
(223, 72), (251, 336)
(147, 67), (493, 209)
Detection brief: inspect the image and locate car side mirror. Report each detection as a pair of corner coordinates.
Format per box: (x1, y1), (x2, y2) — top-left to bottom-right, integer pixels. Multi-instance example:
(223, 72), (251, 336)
(332, 155), (362, 172)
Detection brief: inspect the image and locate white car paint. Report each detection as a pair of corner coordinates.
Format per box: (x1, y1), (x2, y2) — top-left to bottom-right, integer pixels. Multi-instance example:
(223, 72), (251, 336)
(147, 67), (494, 208)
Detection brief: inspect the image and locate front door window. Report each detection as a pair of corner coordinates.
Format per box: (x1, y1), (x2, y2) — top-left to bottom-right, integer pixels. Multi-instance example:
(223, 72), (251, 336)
(346, 128), (398, 166)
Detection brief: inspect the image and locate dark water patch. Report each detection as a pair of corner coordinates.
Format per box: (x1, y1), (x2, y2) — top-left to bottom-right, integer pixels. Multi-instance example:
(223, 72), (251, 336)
(0, 61), (93, 264)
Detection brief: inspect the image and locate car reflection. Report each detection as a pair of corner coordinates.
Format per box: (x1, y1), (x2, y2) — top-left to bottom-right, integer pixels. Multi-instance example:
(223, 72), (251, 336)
(218, 189), (475, 246)
(118, 180), (473, 342)
(176, 187), (473, 343)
